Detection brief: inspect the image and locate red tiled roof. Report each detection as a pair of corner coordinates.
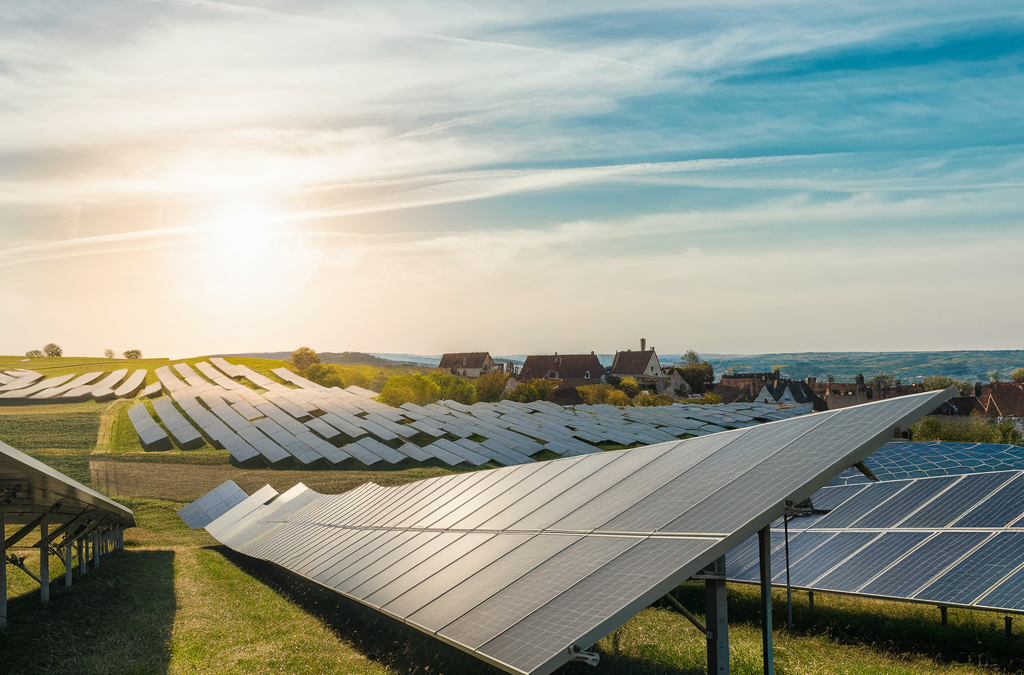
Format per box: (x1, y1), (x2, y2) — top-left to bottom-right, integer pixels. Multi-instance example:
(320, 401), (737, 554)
(438, 352), (492, 370)
(610, 350), (660, 376)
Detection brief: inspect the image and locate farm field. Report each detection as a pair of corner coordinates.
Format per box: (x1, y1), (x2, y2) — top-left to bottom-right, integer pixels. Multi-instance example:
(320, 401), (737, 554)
(0, 358), (1020, 675)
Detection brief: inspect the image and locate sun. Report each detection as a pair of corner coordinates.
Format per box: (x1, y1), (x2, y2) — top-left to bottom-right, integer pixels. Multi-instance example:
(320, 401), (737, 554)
(212, 206), (276, 258)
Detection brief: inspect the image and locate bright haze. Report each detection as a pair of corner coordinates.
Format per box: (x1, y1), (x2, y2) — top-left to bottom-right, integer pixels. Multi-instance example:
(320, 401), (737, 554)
(2, 1), (1022, 358)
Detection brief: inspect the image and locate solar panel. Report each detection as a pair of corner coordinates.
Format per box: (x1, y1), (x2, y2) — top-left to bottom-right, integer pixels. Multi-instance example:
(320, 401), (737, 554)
(811, 532), (931, 592)
(898, 471), (1016, 528)
(183, 389), (952, 675)
(849, 475), (957, 529)
(914, 533), (1024, 605)
(950, 475), (1024, 527)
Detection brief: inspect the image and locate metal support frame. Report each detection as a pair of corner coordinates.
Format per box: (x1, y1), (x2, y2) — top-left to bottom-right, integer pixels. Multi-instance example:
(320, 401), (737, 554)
(3, 501), (62, 550)
(808, 591), (814, 614)
(39, 521), (49, 604)
(697, 556), (729, 675)
(1006, 616), (1013, 638)
(65, 537), (73, 587)
(1, 510), (6, 630)
(78, 537), (86, 575)
(939, 606), (948, 625)
(93, 532), (100, 569)
(758, 525), (774, 675)
(664, 592), (711, 637)
(783, 512), (793, 629)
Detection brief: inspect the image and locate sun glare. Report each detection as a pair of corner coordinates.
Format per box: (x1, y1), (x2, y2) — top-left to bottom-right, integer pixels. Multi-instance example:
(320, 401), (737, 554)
(213, 206), (275, 258)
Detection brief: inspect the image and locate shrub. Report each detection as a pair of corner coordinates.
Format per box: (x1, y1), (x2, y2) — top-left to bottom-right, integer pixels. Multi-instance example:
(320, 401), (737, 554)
(429, 372), (476, 405)
(618, 376), (640, 397)
(473, 371), (509, 403)
(43, 343), (62, 358)
(1012, 368), (1024, 383)
(671, 351), (715, 393)
(504, 378), (558, 404)
(578, 383), (614, 405)
(377, 374), (441, 407)
(633, 392), (675, 407)
(24, 350), (43, 358)
(605, 389), (631, 406)
(122, 349), (142, 359)
(910, 416), (1023, 446)
(104, 349), (115, 359)
(291, 346), (320, 372)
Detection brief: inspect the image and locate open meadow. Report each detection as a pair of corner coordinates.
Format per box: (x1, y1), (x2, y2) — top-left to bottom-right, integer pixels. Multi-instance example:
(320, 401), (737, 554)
(1, 357), (1022, 675)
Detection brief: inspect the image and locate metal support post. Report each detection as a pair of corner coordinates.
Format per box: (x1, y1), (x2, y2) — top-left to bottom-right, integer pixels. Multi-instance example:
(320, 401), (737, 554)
(1006, 616), (1012, 638)
(65, 537), (73, 587)
(39, 522), (49, 604)
(93, 532), (100, 569)
(939, 606), (947, 625)
(758, 526), (774, 675)
(703, 557), (729, 675)
(79, 537), (86, 575)
(1, 510), (7, 629)
(783, 513), (793, 629)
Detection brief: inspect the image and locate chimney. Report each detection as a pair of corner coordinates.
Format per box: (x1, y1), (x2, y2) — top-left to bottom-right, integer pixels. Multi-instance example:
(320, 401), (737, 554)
(641, 337), (646, 351)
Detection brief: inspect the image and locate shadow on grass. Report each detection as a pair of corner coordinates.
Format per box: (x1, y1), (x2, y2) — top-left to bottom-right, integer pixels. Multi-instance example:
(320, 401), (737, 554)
(0, 550), (176, 675)
(675, 583), (1024, 673)
(217, 546), (696, 675)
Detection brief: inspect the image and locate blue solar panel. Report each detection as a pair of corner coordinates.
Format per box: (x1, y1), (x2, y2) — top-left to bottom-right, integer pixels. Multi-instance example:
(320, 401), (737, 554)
(811, 484), (868, 511)
(811, 482), (909, 529)
(828, 441), (1024, 485)
(898, 472), (1017, 528)
(770, 531), (839, 583)
(859, 531), (989, 599)
(786, 532), (878, 586)
(811, 532), (931, 592)
(850, 476), (957, 528)
(914, 533), (1024, 605)
(975, 564), (1024, 611)
(951, 475), (1024, 527)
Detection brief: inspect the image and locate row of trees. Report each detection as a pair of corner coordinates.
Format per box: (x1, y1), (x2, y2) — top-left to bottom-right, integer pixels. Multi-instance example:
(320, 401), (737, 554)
(911, 416), (1023, 446)
(24, 344), (141, 359)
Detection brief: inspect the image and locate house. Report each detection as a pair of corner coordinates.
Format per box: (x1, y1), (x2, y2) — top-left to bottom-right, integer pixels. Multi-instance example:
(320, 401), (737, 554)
(437, 352), (496, 378)
(610, 338), (663, 378)
(755, 379), (827, 411)
(975, 382), (1024, 417)
(713, 372), (779, 403)
(518, 352), (605, 382)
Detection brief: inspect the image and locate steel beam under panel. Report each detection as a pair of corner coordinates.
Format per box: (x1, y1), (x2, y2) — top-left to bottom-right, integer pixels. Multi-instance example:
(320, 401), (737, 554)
(758, 526), (774, 675)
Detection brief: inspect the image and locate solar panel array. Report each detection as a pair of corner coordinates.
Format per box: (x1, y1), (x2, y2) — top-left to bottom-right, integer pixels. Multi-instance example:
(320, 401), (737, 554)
(0, 368), (150, 402)
(727, 469), (1024, 613)
(828, 440), (1024, 485)
(186, 390), (951, 675)
(130, 359), (813, 466)
(177, 479), (250, 528)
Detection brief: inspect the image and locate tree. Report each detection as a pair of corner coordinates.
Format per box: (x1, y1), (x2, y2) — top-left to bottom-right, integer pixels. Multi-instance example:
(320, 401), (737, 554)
(473, 371), (510, 403)
(872, 373), (895, 393)
(123, 349), (142, 359)
(990, 370), (1002, 383)
(25, 349), (42, 358)
(826, 374), (835, 384)
(923, 376), (973, 396)
(605, 389), (631, 406)
(290, 346), (320, 372)
(1012, 368), (1024, 383)
(855, 373), (865, 386)
(378, 374), (441, 407)
(673, 352), (715, 394)
(104, 349), (115, 359)
(43, 343), (62, 357)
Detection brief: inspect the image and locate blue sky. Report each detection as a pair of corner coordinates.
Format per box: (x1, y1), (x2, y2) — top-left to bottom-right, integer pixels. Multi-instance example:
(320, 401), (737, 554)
(0, 1), (1022, 358)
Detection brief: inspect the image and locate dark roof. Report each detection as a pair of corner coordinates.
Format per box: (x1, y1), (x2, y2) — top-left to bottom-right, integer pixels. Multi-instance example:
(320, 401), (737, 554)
(438, 352), (492, 369)
(761, 380), (827, 410)
(978, 382), (1024, 417)
(519, 353), (604, 381)
(610, 349), (659, 376)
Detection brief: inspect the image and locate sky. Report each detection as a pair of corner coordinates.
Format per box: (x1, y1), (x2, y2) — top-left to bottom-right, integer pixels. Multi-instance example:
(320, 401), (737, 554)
(1, 1), (1022, 359)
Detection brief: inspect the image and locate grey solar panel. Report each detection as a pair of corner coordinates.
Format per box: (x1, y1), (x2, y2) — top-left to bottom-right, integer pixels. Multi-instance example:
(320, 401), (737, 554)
(810, 481), (909, 529)
(976, 565), (1024, 611)
(786, 532), (879, 586)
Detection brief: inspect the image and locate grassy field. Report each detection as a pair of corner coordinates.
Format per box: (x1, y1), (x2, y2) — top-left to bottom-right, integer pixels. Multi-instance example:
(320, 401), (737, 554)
(0, 356), (1022, 674)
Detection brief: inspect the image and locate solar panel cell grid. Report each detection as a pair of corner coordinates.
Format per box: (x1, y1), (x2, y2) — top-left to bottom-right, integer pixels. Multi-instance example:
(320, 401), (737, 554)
(859, 531), (990, 599)
(914, 532), (1024, 605)
(951, 476), (1024, 528)
(810, 532), (931, 592)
